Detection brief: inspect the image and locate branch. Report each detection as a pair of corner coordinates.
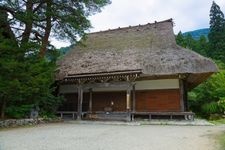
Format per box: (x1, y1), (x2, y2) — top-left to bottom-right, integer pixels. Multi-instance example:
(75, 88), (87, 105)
(33, 1), (45, 12)
(34, 17), (47, 22)
(33, 22), (45, 29)
(11, 26), (25, 31)
(0, 6), (16, 16)
(0, 6), (26, 24)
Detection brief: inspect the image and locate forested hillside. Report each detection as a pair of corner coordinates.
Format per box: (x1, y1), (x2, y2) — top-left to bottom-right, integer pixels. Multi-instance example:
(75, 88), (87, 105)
(183, 28), (209, 40)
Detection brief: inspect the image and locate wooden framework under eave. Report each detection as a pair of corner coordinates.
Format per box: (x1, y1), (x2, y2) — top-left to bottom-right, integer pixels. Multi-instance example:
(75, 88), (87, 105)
(59, 70), (190, 121)
(60, 70), (141, 120)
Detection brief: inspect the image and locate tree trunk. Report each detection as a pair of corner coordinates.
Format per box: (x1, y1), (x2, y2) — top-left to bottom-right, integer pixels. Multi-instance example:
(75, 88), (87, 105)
(39, 0), (52, 57)
(0, 99), (6, 119)
(21, 0), (33, 45)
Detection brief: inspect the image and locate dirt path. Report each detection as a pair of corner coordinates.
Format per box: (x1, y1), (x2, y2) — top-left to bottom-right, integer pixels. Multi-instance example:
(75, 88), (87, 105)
(0, 123), (224, 150)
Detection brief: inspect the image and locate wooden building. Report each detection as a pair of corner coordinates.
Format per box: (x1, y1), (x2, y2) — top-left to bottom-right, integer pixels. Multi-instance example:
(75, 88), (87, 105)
(56, 19), (218, 121)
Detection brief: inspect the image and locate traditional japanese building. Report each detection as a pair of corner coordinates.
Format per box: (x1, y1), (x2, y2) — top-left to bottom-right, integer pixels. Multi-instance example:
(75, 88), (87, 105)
(56, 19), (218, 121)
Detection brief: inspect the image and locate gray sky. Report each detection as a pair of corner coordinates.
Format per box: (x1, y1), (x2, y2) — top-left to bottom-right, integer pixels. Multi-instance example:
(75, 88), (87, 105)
(52, 0), (225, 48)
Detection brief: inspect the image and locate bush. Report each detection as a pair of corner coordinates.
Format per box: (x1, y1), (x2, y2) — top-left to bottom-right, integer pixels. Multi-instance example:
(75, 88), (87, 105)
(5, 105), (33, 119)
(202, 102), (220, 115)
(188, 69), (225, 118)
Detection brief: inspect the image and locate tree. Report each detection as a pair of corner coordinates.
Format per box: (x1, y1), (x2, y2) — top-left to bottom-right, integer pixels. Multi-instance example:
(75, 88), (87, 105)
(185, 33), (197, 50)
(175, 1), (225, 118)
(0, 0), (110, 57)
(208, 1), (225, 61)
(176, 32), (198, 50)
(176, 31), (186, 47)
(194, 35), (209, 57)
(0, 0), (111, 119)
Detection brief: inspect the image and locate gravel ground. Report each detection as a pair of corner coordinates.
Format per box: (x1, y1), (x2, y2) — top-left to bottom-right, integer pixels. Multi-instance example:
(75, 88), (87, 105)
(0, 122), (224, 150)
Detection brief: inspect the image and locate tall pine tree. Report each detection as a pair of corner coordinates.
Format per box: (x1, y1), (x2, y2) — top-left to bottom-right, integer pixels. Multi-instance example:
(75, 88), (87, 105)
(208, 1), (225, 61)
(0, 0), (111, 119)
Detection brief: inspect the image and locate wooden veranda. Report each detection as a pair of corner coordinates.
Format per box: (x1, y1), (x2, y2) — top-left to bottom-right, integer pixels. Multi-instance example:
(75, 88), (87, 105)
(57, 70), (194, 121)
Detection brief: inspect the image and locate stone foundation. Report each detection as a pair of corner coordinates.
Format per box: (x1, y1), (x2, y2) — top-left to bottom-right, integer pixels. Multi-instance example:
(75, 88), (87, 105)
(0, 118), (62, 128)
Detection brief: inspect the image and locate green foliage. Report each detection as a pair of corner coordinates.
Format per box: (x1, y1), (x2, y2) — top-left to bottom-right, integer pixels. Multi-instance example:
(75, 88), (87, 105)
(176, 32), (209, 57)
(176, 31), (186, 47)
(0, 0), (111, 46)
(202, 102), (220, 115)
(176, 1), (225, 119)
(0, 0), (111, 119)
(214, 60), (225, 70)
(5, 105), (33, 119)
(210, 119), (225, 125)
(218, 98), (225, 111)
(188, 70), (225, 117)
(208, 1), (225, 62)
(195, 36), (209, 56)
(0, 40), (63, 118)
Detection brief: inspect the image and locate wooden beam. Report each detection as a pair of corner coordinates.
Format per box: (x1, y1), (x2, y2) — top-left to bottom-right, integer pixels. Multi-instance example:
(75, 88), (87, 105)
(65, 81), (132, 90)
(179, 79), (185, 112)
(84, 81), (132, 89)
(89, 88), (93, 113)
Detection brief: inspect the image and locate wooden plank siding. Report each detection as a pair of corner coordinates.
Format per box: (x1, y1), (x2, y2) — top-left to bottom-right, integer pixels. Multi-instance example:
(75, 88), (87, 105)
(58, 89), (181, 112)
(92, 92), (126, 111)
(136, 89), (180, 112)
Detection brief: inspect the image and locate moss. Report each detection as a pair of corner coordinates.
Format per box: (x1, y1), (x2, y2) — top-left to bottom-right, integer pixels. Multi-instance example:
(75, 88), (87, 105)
(209, 119), (225, 125)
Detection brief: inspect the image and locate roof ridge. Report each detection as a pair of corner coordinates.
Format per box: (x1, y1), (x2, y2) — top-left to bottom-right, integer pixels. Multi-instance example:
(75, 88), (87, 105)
(89, 18), (173, 35)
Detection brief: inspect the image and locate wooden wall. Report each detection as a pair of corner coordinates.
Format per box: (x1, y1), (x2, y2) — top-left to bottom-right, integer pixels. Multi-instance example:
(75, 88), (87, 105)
(59, 89), (181, 112)
(136, 89), (180, 112)
(92, 92), (126, 111)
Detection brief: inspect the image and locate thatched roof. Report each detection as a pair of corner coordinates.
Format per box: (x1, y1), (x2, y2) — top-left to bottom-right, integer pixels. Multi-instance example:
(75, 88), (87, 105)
(56, 19), (218, 88)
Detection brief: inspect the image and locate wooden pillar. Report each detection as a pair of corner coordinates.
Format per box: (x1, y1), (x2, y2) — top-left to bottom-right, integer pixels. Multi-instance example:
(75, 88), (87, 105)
(183, 80), (188, 111)
(132, 84), (136, 121)
(126, 87), (131, 121)
(77, 86), (83, 120)
(132, 84), (136, 112)
(89, 88), (93, 113)
(126, 89), (131, 110)
(179, 79), (185, 112)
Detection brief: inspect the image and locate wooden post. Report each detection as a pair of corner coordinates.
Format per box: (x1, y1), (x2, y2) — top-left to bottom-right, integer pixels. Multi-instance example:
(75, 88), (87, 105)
(126, 89), (131, 110)
(132, 84), (136, 112)
(126, 87), (131, 121)
(77, 87), (80, 120)
(132, 84), (136, 121)
(77, 86), (83, 120)
(183, 80), (188, 111)
(179, 79), (185, 112)
(89, 88), (93, 113)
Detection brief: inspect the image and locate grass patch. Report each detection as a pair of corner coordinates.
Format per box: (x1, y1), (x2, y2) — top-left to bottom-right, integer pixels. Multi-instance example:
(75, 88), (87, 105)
(209, 119), (225, 125)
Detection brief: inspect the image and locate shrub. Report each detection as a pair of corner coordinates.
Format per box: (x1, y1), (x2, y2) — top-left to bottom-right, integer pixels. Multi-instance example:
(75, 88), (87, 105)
(5, 105), (33, 119)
